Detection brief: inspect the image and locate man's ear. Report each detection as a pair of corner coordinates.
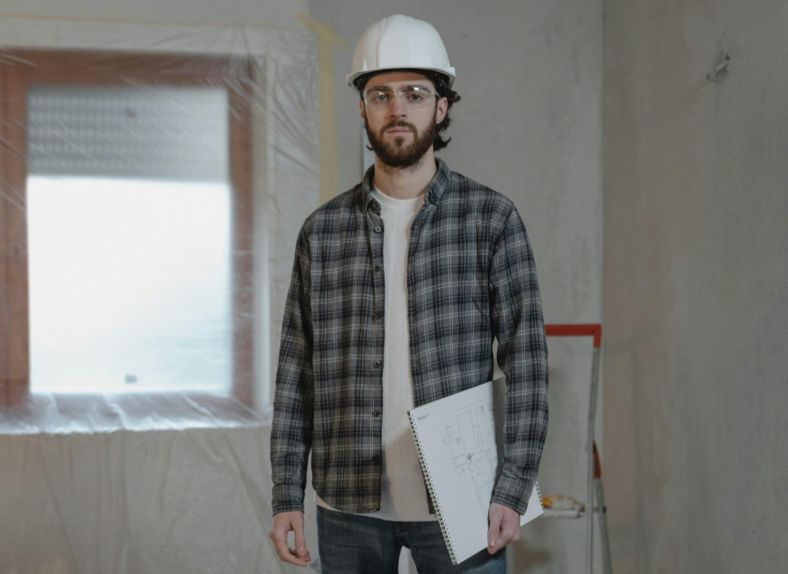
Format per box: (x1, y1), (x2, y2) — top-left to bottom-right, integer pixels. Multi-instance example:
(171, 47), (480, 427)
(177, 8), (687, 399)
(435, 97), (448, 124)
(359, 99), (366, 120)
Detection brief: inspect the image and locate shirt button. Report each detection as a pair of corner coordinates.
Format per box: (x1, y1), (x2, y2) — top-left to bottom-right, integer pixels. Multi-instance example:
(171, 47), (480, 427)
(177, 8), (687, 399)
(373, 264), (382, 272)
(373, 311), (383, 321)
(373, 225), (382, 233)
(372, 455), (381, 464)
(372, 409), (381, 417)
(373, 359), (382, 369)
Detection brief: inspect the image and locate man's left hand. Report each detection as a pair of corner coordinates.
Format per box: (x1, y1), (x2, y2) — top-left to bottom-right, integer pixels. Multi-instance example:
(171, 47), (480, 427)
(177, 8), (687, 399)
(487, 502), (521, 554)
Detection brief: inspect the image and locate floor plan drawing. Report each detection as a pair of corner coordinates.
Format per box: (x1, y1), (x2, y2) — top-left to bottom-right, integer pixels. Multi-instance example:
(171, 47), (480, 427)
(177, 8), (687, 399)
(441, 400), (498, 511)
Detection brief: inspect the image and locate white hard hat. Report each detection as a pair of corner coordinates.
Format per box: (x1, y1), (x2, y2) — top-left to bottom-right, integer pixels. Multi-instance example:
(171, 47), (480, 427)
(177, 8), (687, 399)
(347, 14), (456, 88)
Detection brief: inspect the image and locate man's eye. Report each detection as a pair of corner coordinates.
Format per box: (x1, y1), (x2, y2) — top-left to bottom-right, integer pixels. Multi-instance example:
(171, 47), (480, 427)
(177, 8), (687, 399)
(370, 90), (391, 103)
(405, 90), (426, 102)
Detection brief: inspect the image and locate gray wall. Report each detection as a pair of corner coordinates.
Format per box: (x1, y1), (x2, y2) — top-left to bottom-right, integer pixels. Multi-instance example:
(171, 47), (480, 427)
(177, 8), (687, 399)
(309, 1), (603, 572)
(604, 1), (788, 572)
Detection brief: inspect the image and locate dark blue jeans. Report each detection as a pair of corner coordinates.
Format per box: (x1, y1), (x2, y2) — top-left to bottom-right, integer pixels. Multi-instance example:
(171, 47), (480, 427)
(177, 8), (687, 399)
(316, 506), (507, 573)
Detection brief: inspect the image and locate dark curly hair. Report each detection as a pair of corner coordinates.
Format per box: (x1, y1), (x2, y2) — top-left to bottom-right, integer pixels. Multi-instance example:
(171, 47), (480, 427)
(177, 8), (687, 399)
(355, 69), (461, 151)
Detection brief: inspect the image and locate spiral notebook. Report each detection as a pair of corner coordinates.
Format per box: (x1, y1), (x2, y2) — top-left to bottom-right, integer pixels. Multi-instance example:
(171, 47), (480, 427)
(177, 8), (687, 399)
(408, 379), (543, 565)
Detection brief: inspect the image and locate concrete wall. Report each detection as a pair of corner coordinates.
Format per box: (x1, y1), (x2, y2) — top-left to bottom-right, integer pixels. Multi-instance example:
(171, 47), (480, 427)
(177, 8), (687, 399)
(309, 2), (603, 572)
(604, 1), (788, 572)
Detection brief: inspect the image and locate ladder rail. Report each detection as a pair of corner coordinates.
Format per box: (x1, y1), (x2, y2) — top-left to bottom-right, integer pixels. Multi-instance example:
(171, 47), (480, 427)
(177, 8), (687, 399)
(543, 323), (610, 574)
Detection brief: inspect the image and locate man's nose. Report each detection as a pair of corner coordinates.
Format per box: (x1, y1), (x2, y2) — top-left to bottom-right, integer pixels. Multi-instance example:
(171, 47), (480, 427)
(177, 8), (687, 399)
(388, 93), (407, 116)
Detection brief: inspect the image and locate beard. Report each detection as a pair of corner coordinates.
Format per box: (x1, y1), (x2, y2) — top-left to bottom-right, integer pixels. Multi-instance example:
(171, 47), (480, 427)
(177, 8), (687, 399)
(365, 112), (439, 168)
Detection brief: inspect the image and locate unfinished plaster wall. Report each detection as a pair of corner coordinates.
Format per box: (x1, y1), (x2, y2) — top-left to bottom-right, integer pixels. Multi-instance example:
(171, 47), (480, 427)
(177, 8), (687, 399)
(604, 1), (788, 572)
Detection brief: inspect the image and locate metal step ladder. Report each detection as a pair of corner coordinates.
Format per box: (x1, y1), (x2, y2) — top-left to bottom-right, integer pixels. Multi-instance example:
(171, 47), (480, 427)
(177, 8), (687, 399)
(542, 324), (613, 574)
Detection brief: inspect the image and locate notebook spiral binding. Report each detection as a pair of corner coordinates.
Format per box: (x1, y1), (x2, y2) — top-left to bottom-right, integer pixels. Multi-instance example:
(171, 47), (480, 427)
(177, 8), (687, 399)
(532, 481), (543, 508)
(408, 410), (458, 563)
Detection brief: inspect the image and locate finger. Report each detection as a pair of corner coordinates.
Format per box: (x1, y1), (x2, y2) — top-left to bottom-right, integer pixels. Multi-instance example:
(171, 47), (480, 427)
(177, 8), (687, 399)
(500, 513), (521, 545)
(509, 519), (521, 543)
(293, 518), (311, 561)
(487, 506), (503, 554)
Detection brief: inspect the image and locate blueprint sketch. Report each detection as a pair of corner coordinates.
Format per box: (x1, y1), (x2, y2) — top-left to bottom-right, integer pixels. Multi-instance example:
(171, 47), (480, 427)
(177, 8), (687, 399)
(441, 400), (498, 512)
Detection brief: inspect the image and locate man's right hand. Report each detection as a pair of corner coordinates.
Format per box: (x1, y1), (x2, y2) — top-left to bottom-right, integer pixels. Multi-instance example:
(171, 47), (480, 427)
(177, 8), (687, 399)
(269, 510), (311, 567)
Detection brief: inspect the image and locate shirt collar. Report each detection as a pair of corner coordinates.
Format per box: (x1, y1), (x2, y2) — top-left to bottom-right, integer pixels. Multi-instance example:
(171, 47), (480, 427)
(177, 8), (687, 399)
(356, 158), (451, 212)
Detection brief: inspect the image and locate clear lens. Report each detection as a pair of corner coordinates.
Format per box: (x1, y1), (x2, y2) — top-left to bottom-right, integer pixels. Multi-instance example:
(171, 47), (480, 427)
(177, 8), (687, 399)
(363, 85), (436, 109)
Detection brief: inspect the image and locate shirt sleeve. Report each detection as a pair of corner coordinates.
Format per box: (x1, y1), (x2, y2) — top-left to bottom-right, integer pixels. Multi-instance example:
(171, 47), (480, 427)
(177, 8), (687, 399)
(488, 206), (549, 514)
(270, 227), (314, 514)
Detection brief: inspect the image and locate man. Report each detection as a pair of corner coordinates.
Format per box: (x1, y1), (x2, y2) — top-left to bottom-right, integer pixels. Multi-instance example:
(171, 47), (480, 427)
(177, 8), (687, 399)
(269, 14), (548, 573)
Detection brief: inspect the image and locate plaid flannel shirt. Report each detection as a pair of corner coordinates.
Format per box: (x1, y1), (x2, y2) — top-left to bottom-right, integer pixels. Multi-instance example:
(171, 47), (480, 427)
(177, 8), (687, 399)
(271, 159), (548, 516)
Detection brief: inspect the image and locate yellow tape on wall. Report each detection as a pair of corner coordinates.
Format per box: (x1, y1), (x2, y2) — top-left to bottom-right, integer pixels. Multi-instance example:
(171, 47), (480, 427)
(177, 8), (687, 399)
(296, 13), (344, 205)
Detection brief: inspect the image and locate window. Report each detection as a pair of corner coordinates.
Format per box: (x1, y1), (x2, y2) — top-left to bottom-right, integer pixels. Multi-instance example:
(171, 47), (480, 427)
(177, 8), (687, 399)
(0, 51), (254, 405)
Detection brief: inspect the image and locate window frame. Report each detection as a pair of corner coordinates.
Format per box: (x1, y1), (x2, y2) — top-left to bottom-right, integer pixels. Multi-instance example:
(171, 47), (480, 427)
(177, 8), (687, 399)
(0, 50), (255, 406)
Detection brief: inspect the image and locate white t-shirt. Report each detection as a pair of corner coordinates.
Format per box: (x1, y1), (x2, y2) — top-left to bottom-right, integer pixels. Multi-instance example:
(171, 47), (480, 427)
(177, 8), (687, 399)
(317, 186), (435, 521)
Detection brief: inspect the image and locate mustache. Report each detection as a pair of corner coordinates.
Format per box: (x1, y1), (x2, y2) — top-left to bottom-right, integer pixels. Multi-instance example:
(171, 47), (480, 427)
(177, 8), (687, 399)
(382, 120), (416, 132)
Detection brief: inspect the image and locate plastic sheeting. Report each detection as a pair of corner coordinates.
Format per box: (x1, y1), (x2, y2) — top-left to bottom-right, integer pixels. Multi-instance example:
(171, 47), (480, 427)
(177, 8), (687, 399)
(1, 9), (321, 574)
(0, 393), (265, 435)
(1, 403), (326, 570)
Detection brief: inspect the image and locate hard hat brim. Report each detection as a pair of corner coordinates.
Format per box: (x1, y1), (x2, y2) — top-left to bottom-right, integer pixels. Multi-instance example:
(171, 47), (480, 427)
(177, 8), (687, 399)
(346, 66), (456, 88)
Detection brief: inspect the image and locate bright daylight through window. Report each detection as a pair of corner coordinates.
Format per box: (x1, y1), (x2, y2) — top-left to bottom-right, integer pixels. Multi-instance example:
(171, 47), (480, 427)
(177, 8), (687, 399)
(25, 85), (232, 394)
